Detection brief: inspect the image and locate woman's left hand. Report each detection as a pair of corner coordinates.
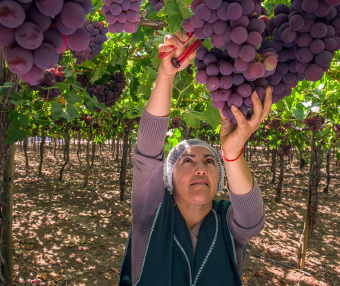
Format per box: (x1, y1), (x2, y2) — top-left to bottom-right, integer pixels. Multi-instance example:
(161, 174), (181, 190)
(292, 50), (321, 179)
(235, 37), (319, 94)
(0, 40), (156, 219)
(219, 87), (273, 160)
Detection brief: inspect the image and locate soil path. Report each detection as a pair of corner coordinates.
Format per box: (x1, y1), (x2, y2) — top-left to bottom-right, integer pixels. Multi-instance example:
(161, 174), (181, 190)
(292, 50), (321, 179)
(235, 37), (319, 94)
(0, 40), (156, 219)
(12, 143), (340, 285)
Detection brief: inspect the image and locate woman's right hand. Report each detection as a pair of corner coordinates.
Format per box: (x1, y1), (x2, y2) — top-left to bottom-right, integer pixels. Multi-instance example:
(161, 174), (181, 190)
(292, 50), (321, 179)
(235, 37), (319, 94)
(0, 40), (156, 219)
(158, 31), (196, 77)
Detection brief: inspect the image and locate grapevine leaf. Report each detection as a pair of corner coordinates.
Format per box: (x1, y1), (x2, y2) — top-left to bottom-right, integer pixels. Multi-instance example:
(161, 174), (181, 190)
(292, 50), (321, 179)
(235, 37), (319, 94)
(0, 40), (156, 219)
(163, 2), (183, 33)
(81, 59), (97, 69)
(203, 99), (221, 128)
(63, 93), (82, 104)
(184, 108), (202, 128)
(5, 125), (26, 144)
(90, 63), (107, 83)
(51, 103), (63, 121)
(130, 25), (144, 45)
(136, 66), (158, 97)
(63, 104), (79, 121)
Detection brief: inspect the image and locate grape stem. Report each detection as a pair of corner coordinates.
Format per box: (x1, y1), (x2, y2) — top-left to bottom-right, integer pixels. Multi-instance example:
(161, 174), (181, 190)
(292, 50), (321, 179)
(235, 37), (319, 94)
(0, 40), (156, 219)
(174, 81), (194, 109)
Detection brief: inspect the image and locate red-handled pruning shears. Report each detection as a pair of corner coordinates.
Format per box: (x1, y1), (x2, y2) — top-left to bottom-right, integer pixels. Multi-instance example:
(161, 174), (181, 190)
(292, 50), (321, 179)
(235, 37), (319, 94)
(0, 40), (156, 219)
(158, 32), (203, 68)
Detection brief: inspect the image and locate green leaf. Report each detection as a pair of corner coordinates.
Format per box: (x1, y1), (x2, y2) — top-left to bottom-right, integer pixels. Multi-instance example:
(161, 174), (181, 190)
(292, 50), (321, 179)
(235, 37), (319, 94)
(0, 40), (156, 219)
(203, 99), (221, 128)
(62, 104), (79, 121)
(5, 125), (26, 145)
(81, 59), (97, 69)
(184, 109), (203, 128)
(51, 102), (63, 121)
(90, 63), (107, 83)
(130, 25), (145, 45)
(164, 2), (183, 33)
(136, 66), (158, 97)
(63, 93), (82, 104)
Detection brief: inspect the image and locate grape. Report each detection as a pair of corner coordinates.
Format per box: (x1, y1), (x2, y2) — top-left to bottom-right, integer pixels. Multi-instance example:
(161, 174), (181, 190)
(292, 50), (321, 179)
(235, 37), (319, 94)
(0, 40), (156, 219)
(274, 14), (289, 27)
(206, 0), (222, 10)
(65, 28), (89, 51)
(315, 50), (333, 67)
(195, 70), (209, 84)
(206, 76), (220, 90)
(274, 3), (290, 16)
(239, 45), (255, 62)
(228, 93), (243, 107)
(195, 3), (211, 22)
(216, 2), (229, 21)
(19, 64), (44, 85)
(227, 3), (242, 21)
(323, 37), (337, 51)
(314, 0), (331, 18)
(299, 18), (314, 33)
(297, 33), (313, 47)
(208, 9), (219, 23)
(61, 2), (86, 29)
(231, 26), (247, 44)
(206, 64), (219, 76)
(310, 39), (325, 54)
(183, 18), (194, 32)
(233, 74), (245, 85)
(255, 87), (266, 100)
(249, 62), (265, 78)
(237, 83), (252, 97)
(325, 0), (340, 6)
(0, 0), (26, 28)
(212, 100), (226, 109)
(301, 0), (319, 13)
(210, 90), (220, 101)
(196, 47), (209, 60)
(277, 50), (289, 62)
(234, 57), (249, 72)
(219, 89), (232, 101)
(310, 22), (328, 39)
(35, 0), (64, 17)
(26, 6), (51, 32)
(6, 46), (33, 75)
(240, 0), (254, 15)
(281, 27), (296, 43)
(230, 15), (249, 28)
(190, 15), (204, 29)
(277, 62), (289, 75)
(219, 75), (233, 89)
(267, 72), (282, 85)
(33, 43), (58, 70)
(325, 6), (337, 20)
(43, 27), (63, 49)
(221, 105), (234, 119)
(247, 31), (262, 48)
(247, 18), (265, 33)
(213, 20), (228, 35)
(243, 96), (253, 107)
(55, 15), (76, 35)
(0, 23), (15, 47)
(305, 64), (324, 82)
(15, 22), (43, 50)
(263, 56), (278, 72)
(202, 22), (214, 37)
(282, 72), (296, 84)
(204, 53), (218, 65)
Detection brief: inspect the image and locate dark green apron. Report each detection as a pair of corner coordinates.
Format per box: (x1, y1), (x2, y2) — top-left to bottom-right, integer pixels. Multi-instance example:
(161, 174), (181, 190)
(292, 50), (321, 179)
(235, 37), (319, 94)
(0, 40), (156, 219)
(119, 189), (243, 286)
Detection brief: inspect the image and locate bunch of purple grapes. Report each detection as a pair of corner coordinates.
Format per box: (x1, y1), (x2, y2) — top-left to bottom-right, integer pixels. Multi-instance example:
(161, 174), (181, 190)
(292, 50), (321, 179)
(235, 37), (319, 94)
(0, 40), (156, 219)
(268, 117), (290, 133)
(86, 72), (127, 108)
(302, 114), (325, 131)
(29, 66), (66, 101)
(76, 74), (90, 88)
(101, 0), (141, 34)
(171, 116), (180, 128)
(0, 0), (92, 85)
(71, 19), (108, 64)
(281, 142), (292, 156)
(183, 0), (279, 121)
(194, 46), (275, 122)
(264, 2), (340, 103)
(149, 0), (164, 12)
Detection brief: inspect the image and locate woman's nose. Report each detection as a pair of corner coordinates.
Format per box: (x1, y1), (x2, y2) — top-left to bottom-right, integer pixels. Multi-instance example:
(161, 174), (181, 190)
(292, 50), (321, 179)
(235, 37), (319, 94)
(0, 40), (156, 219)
(195, 161), (207, 175)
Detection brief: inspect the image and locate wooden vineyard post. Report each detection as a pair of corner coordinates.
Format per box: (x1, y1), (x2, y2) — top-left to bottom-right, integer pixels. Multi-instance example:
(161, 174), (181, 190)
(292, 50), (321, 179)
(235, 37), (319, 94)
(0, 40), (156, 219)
(275, 150), (284, 203)
(84, 127), (92, 188)
(38, 129), (46, 176)
(59, 126), (70, 180)
(271, 148), (277, 183)
(119, 128), (130, 201)
(77, 130), (82, 169)
(323, 149), (331, 194)
(23, 137), (29, 173)
(299, 130), (321, 269)
(2, 145), (15, 286)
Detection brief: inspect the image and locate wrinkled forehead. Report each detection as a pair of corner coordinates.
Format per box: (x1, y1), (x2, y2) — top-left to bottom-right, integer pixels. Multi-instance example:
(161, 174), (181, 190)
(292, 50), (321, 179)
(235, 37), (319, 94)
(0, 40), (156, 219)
(180, 145), (214, 157)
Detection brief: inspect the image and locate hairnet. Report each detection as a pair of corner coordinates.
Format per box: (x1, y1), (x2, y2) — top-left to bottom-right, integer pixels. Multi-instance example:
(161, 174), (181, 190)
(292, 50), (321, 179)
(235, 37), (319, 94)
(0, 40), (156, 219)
(164, 139), (225, 193)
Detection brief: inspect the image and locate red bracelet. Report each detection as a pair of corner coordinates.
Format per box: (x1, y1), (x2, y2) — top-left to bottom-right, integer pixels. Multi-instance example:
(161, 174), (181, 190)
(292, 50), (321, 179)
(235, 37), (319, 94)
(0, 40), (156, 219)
(220, 148), (244, 162)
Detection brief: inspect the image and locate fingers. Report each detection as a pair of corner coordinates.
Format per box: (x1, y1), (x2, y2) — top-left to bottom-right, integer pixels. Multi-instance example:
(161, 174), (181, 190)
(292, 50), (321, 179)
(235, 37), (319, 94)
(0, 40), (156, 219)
(164, 32), (189, 49)
(158, 43), (174, 53)
(250, 90), (264, 124)
(262, 87), (273, 121)
(231, 105), (247, 127)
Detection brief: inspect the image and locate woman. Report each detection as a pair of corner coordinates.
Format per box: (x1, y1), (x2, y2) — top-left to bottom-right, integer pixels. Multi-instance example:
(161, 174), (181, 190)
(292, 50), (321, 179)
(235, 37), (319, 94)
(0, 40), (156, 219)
(119, 31), (272, 286)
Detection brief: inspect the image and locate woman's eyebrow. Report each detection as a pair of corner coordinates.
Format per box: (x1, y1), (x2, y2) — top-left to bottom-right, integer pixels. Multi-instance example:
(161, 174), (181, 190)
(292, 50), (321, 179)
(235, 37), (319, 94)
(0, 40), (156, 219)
(181, 153), (215, 159)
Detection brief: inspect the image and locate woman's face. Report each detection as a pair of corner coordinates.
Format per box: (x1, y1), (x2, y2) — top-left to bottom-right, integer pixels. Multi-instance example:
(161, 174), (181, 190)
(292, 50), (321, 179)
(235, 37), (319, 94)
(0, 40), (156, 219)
(172, 146), (220, 206)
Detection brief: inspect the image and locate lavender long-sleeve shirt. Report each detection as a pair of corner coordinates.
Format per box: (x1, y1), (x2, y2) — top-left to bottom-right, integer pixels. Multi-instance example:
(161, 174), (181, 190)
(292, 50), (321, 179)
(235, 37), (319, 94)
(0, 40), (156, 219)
(130, 109), (265, 284)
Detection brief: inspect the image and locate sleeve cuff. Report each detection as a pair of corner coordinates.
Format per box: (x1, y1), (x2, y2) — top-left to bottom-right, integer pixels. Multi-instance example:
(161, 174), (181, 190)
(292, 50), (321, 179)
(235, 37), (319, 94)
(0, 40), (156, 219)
(227, 179), (263, 213)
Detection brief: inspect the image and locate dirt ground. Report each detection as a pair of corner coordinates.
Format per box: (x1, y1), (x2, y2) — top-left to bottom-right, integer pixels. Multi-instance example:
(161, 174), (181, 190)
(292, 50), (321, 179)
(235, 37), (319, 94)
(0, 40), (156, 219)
(11, 142), (340, 286)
